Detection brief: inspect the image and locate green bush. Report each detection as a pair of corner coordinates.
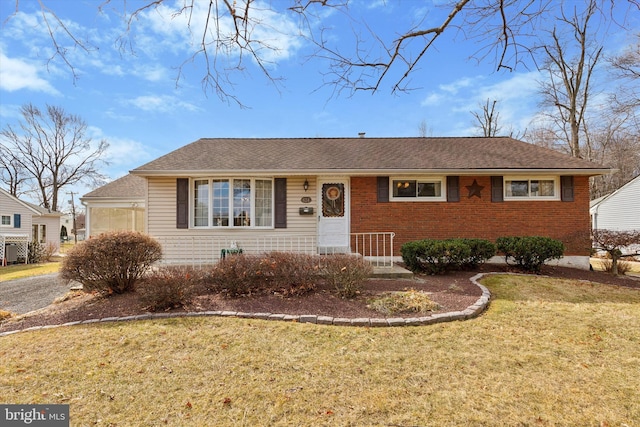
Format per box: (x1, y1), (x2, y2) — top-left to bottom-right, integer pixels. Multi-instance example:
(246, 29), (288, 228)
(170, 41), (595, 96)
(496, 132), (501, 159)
(400, 238), (496, 274)
(459, 238), (497, 268)
(60, 231), (163, 294)
(137, 265), (202, 311)
(496, 236), (565, 272)
(204, 252), (320, 297)
(400, 240), (426, 272)
(321, 255), (373, 299)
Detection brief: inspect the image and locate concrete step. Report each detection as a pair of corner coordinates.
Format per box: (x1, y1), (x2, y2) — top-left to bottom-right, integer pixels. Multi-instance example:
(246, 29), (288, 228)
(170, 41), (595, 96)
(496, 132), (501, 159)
(372, 265), (413, 279)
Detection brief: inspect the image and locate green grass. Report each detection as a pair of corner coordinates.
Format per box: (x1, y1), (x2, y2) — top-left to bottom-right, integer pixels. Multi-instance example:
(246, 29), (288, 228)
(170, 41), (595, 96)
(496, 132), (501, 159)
(0, 262), (60, 281)
(1, 274), (639, 426)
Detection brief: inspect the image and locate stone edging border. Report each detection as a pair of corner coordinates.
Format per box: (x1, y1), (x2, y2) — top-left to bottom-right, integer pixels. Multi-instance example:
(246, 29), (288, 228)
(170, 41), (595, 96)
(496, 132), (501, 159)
(0, 274), (491, 337)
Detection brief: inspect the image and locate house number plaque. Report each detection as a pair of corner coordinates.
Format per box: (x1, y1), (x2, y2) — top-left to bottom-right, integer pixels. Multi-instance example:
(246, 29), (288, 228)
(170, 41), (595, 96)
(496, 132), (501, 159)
(301, 196), (312, 203)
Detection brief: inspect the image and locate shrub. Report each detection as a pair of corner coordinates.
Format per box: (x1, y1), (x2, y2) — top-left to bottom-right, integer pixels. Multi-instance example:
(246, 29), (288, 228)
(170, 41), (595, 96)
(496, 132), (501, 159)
(401, 239), (459, 274)
(256, 252), (319, 296)
(496, 236), (565, 273)
(27, 241), (46, 264)
(60, 231), (163, 294)
(459, 238), (497, 268)
(367, 289), (440, 315)
(400, 238), (495, 274)
(592, 229), (640, 276)
(202, 254), (260, 296)
(204, 252), (320, 297)
(598, 258), (633, 276)
(400, 240), (426, 272)
(137, 266), (202, 311)
(321, 255), (373, 298)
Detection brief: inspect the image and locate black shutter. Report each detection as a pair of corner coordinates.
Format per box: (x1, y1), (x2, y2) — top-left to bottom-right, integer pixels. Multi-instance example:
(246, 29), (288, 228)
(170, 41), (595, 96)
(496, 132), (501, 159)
(377, 176), (389, 202)
(561, 176), (574, 202)
(176, 178), (189, 229)
(13, 213), (21, 228)
(447, 176), (460, 202)
(491, 176), (504, 202)
(274, 178), (287, 228)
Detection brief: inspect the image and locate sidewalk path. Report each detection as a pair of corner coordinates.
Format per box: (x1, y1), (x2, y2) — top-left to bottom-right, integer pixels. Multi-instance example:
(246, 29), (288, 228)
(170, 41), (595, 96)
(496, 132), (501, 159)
(0, 274), (71, 314)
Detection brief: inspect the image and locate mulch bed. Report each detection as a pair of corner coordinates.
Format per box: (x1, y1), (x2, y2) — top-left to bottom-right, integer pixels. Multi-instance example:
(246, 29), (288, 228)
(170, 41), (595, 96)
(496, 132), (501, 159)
(1, 263), (638, 334)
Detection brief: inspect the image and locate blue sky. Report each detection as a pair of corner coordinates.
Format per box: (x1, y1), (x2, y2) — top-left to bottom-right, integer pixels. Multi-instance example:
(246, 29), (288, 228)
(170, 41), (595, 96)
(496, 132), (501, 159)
(0, 0), (636, 203)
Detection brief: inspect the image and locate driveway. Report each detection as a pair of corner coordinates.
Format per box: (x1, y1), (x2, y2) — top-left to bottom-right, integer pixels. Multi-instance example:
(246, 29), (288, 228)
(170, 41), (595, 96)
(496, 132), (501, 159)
(0, 274), (72, 315)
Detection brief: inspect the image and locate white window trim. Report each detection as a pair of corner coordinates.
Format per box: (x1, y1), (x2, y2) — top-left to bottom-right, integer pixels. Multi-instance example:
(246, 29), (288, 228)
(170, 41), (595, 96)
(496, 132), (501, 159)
(389, 176), (447, 202)
(190, 177), (274, 229)
(1, 215), (12, 227)
(503, 176), (560, 201)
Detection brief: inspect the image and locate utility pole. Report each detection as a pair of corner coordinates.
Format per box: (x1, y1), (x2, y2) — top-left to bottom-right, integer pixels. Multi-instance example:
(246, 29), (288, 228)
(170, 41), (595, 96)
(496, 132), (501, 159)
(67, 191), (78, 244)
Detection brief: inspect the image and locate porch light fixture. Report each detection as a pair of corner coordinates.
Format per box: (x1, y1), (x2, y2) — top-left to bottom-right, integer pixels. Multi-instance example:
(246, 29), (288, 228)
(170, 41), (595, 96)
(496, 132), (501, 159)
(303, 179), (309, 192)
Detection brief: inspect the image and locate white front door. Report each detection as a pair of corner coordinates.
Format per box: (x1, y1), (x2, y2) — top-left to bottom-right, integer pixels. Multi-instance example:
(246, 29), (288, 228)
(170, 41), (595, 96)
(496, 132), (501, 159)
(318, 178), (350, 252)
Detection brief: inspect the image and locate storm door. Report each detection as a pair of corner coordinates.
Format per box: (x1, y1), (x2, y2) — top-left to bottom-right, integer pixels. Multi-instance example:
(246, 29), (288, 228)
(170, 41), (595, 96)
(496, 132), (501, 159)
(317, 178), (350, 252)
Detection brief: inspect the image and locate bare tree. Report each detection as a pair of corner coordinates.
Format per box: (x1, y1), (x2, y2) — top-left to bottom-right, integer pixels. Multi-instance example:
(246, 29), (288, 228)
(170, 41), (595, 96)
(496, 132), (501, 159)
(471, 99), (502, 137)
(417, 120), (432, 137)
(5, 1), (636, 103)
(587, 112), (640, 199)
(608, 34), (640, 111)
(0, 104), (109, 211)
(536, 0), (603, 160)
(592, 229), (640, 276)
(0, 151), (27, 197)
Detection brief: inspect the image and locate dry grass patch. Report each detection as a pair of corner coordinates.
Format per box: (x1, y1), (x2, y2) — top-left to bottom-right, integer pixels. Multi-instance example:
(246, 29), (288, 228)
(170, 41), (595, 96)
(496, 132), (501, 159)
(0, 262), (60, 281)
(367, 289), (440, 315)
(1, 274), (639, 426)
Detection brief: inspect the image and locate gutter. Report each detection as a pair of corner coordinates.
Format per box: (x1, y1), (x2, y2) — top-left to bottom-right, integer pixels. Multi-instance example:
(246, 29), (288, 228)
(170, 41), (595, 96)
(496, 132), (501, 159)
(130, 168), (613, 178)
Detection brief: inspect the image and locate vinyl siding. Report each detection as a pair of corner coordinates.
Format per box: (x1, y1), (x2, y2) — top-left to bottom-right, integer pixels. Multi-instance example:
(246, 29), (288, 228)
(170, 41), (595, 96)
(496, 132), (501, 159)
(0, 191), (34, 238)
(591, 177), (640, 231)
(32, 215), (62, 253)
(147, 177), (318, 263)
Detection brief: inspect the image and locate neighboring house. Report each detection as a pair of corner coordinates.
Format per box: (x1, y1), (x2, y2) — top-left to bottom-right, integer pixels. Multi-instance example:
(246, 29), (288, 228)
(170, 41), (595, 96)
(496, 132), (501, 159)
(80, 174), (146, 238)
(1, 188), (62, 265)
(83, 136), (611, 269)
(590, 175), (640, 232)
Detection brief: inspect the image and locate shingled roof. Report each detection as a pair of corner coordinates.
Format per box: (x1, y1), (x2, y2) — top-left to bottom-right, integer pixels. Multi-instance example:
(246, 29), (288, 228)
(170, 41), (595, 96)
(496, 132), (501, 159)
(82, 174), (146, 199)
(131, 137), (609, 176)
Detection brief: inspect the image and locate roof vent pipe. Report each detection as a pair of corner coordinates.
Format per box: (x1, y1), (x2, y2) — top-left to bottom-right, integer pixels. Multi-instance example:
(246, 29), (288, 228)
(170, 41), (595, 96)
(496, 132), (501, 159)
(358, 132), (366, 138)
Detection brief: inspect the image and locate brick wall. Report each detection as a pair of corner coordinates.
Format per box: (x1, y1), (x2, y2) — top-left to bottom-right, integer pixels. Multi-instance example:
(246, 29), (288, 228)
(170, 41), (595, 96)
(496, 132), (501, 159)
(350, 176), (591, 256)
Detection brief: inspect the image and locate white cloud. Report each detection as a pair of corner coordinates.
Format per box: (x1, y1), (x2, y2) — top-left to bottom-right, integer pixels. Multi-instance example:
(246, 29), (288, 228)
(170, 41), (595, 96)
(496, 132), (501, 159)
(126, 94), (200, 113)
(438, 76), (480, 94)
(87, 126), (158, 176)
(0, 52), (60, 94)
(420, 71), (544, 136)
(476, 71), (540, 103)
(421, 92), (443, 106)
(131, 0), (304, 66)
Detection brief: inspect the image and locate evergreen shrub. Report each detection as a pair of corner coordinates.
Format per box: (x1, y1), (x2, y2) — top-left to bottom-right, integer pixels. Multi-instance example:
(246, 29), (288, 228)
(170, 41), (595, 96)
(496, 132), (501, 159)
(496, 236), (564, 272)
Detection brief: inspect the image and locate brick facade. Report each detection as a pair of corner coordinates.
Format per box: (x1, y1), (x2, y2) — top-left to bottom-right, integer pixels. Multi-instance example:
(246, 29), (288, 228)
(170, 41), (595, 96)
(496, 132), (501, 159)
(350, 176), (591, 256)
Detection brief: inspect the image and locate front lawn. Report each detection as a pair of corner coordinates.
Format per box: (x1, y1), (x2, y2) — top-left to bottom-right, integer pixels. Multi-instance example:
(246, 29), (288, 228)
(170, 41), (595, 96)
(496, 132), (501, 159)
(1, 274), (639, 425)
(0, 262), (60, 281)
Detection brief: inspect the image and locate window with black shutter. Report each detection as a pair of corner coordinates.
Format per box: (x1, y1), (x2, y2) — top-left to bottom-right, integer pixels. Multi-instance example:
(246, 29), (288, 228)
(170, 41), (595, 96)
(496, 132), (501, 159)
(447, 176), (460, 202)
(274, 178), (287, 228)
(491, 176), (504, 202)
(176, 178), (189, 229)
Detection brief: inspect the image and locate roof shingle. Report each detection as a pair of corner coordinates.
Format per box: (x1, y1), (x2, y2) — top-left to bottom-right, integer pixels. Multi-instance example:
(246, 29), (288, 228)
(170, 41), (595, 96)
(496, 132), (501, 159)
(82, 174), (146, 199)
(131, 137), (609, 175)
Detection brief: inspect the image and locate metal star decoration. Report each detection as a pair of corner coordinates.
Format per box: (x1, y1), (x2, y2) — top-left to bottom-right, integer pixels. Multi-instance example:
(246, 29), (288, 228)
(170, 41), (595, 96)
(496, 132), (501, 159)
(466, 179), (484, 198)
